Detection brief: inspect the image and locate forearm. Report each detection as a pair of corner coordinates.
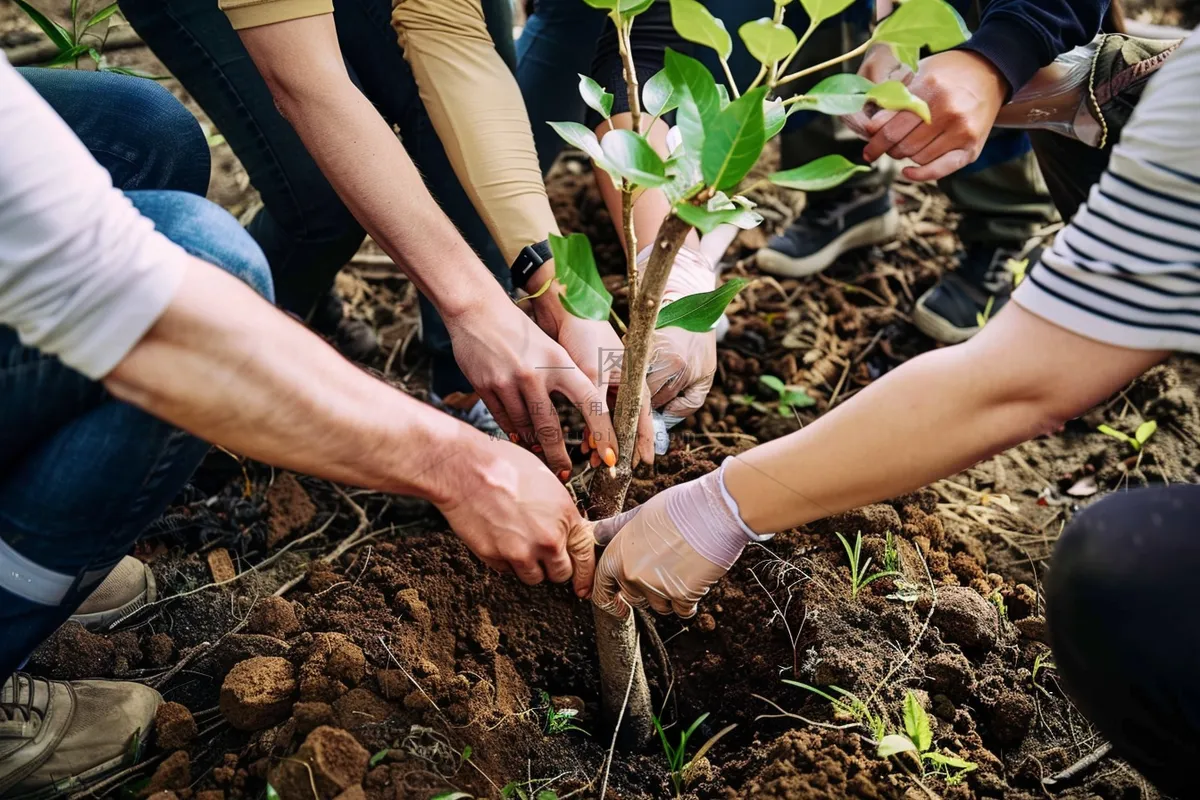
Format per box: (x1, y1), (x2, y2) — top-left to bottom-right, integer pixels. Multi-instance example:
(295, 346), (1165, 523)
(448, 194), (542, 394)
(724, 304), (1165, 533)
(238, 16), (508, 320)
(104, 257), (482, 505)
(392, 0), (560, 265)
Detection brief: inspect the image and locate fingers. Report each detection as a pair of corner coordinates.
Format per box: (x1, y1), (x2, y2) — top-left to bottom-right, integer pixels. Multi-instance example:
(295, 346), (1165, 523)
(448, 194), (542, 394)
(542, 544), (574, 586)
(566, 521), (597, 599)
(481, 557), (509, 574)
(661, 373), (713, 422)
(477, 389), (515, 439)
(556, 368), (619, 471)
(636, 390), (656, 467)
(863, 109), (897, 135)
(863, 111), (924, 163)
(593, 505), (641, 545)
(883, 119), (939, 161)
(590, 551), (628, 618)
(672, 598), (700, 618)
(902, 148), (972, 182)
(511, 558), (546, 586)
(496, 385), (537, 449)
(522, 385), (572, 476)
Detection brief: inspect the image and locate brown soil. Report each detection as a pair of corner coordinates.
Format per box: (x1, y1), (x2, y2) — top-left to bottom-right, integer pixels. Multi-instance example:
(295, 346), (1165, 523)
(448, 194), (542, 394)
(221, 657), (299, 732)
(156, 702), (199, 751)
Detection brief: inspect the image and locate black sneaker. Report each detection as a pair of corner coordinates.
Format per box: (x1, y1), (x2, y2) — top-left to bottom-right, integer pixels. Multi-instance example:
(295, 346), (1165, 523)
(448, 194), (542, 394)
(913, 244), (1039, 344)
(756, 186), (900, 277)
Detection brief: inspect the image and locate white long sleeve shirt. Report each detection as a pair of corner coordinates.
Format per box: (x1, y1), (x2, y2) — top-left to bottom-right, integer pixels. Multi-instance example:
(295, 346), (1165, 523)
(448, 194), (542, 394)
(0, 56), (188, 380)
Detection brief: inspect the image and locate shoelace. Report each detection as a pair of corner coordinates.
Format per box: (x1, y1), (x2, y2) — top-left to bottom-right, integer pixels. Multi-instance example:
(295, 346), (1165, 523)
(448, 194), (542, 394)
(0, 674), (39, 737)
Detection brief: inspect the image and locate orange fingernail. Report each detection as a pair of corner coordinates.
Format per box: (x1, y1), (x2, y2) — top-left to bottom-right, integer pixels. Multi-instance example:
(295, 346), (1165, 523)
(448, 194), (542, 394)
(603, 448), (617, 468)
(588, 431), (596, 449)
(558, 469), (572, 482)
(532, 444), (543, 454)
(509, 433), (520, 444)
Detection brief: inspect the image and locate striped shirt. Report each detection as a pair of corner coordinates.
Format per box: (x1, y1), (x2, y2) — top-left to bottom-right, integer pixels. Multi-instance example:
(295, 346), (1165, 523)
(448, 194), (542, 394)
(1014, 31), (1200, 352)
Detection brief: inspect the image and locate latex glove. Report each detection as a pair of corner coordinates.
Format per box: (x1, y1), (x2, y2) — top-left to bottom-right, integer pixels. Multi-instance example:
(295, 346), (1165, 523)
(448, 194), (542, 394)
(591, 460), (771, 618)
(644, 245), (719, 429)
(862, 49), (1009, 182)
(437, 438), (597, 596)
(444, 299), (618, 480)
(530, 284), (656, 467)
(842, 44), (914, 138)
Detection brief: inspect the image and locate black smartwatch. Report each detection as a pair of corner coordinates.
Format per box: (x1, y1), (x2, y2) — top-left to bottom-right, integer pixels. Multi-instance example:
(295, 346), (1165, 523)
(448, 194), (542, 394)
(510, 239), (553, 291)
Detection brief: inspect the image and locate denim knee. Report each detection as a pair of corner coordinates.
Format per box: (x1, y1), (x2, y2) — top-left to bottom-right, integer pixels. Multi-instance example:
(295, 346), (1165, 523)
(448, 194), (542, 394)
(18, 67), (210, 195)
(127, 190), (275, 303)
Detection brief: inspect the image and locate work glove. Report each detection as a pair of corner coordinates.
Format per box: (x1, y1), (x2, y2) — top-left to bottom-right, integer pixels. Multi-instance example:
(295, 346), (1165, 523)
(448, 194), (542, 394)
(644, 245), (720, 442)
(591, 460), (772, 618)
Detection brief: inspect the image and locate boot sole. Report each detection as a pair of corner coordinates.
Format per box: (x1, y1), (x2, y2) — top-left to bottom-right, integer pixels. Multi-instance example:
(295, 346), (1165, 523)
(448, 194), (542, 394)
(912, 291), (980, 345)
(69, 563), (156, 631)
(7, 724), (155, 800)
(755, 207), (900, 278)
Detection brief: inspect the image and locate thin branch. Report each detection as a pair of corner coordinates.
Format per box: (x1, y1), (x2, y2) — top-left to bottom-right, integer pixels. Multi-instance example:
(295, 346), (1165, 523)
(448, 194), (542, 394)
(776, 39), (873, 89)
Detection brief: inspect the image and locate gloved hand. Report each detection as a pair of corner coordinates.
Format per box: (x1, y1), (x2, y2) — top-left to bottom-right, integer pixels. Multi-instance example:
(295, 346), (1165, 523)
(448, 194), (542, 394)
(591, 460), (771, 618)
(644, 245), (720, 432)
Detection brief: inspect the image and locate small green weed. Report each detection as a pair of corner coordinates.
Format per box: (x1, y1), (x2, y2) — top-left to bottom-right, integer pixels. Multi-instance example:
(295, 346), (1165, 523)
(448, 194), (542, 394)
(1031, 651), (1056, 699)
(653, 712), (737, 798)
(1098, 420), (1157, 452)
(975, 295), (995, 329)
(499, 784), (558, 800)
(835, 532), (899, 600)
(877, 691), (977, 785)
(783, 681), (887, 741)
(539, 691), (588, 736)
(13, 0), (159, 76)
(883, 530), (900, 573)
(987, 589), (1008, 620)
(759, 375), (816, 417)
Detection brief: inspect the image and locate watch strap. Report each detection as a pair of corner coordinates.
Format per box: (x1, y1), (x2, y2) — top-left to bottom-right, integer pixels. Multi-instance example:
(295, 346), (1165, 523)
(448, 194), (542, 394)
(511, 239), (553, 290)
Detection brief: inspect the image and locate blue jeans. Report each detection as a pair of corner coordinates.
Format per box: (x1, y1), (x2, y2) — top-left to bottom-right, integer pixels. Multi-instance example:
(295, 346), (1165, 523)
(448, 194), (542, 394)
(118, 0), (515, 395)
(0, 69), (273, 674)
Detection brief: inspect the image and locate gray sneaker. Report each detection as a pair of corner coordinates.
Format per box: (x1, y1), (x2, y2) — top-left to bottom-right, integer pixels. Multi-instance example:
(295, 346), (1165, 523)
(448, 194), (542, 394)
(69, 556), (156, 631)
(0, 674), (161, 800)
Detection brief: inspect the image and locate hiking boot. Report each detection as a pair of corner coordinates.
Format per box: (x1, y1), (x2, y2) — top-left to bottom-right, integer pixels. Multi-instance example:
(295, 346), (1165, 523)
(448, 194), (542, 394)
(430, 391), (505, 439)
(913, 244), (1038, 344)
(0, 674), (160, 800)
(69, 556), (156, 632)
(756, 186), (899, 278)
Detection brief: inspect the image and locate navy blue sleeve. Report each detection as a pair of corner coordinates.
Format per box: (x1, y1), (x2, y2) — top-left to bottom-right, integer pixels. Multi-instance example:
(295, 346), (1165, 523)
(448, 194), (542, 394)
(955, 0), (1109, 95)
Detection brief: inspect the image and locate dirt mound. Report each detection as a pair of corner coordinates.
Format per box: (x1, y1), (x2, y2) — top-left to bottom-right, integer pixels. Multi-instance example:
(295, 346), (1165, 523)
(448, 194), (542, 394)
(155, 702), (198, 750)
(220, 656), (298, 731)
(270, 726), (369, 800)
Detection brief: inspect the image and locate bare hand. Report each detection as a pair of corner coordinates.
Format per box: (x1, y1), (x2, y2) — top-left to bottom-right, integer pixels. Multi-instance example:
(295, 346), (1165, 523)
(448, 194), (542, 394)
(842, 44), (914, 138)
(444, 299), (618, 480)
(437, 439), (597, 596)
(861, 50), (1009, 182)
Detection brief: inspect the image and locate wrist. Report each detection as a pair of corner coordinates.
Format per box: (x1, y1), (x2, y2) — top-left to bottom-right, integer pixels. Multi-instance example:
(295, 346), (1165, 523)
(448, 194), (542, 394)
(378, 407), (493, 506)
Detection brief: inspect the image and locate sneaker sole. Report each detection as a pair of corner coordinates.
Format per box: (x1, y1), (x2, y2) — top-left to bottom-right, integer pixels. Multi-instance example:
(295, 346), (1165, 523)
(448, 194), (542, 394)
(755, 207), (900, 278)
(69, 563), (157, 631)
(8, 724), (156, 800)
(912, 291), (980, 345)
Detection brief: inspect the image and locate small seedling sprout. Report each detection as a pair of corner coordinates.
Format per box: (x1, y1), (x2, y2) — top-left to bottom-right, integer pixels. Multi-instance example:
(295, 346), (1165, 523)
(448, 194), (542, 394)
(835, 532), (900, 599)
(974, 295), (996, 329)
(783, 682), (887, 742)
(1097, 420), (1157, 453)
(759, 375), (816, 417)
(988, 589), (1008, 620)
(1031, 650), (1057, 699)
(883, 530), (900, 573)
(653, 712), (737, 798)
(876, 691), (978, 784)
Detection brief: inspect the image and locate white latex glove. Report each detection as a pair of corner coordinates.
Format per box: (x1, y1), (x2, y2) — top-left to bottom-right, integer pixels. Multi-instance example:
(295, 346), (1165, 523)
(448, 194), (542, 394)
(591, 460), (772, 618)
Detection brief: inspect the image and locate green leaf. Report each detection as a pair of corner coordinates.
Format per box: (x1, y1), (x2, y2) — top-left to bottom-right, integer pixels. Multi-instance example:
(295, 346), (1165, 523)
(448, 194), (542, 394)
(669, 0), (732, 60)
(769, 154), (870, 192)
(674, 202), (760, 234)
(578, 74), (614, 120)
(643, 69), (679, 117)
(548, 121), (604, 162)
(779, 387), (815, 409)
(13, 0), (73, 51)
(83, 1), (120, 32)
(1097, 424), (1136, 449)
(535, 792), (560, 800)
(583, 0), (656, 14)
(656, 279), (750, 332)
(759, 375), (786, 394)
(663, 152), (706, 206)
(803, 73), (875, 116)
(701, 86), (767, 191)
(716, 82), (731, 109)
(370, 748), (390, 768)
(266, 786), (281, 800)
(903, 691), (932, 753)
(1135, 420), (1158, 446)
(866, 80), (931, 124)
(664, 49), (720, 158)
(549, 233), (612, 321)
(601, 129), (670, 187)
(764, 98), (787, 139)
(923, 752), (978, 771)
(739, 18), (797, 66)
(43, 43), (89, 67)
(877, 734), (918, 758)
(799, 0), (854, 26)
(430, 794), (473, 800)
(872, 0), (970, 58)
